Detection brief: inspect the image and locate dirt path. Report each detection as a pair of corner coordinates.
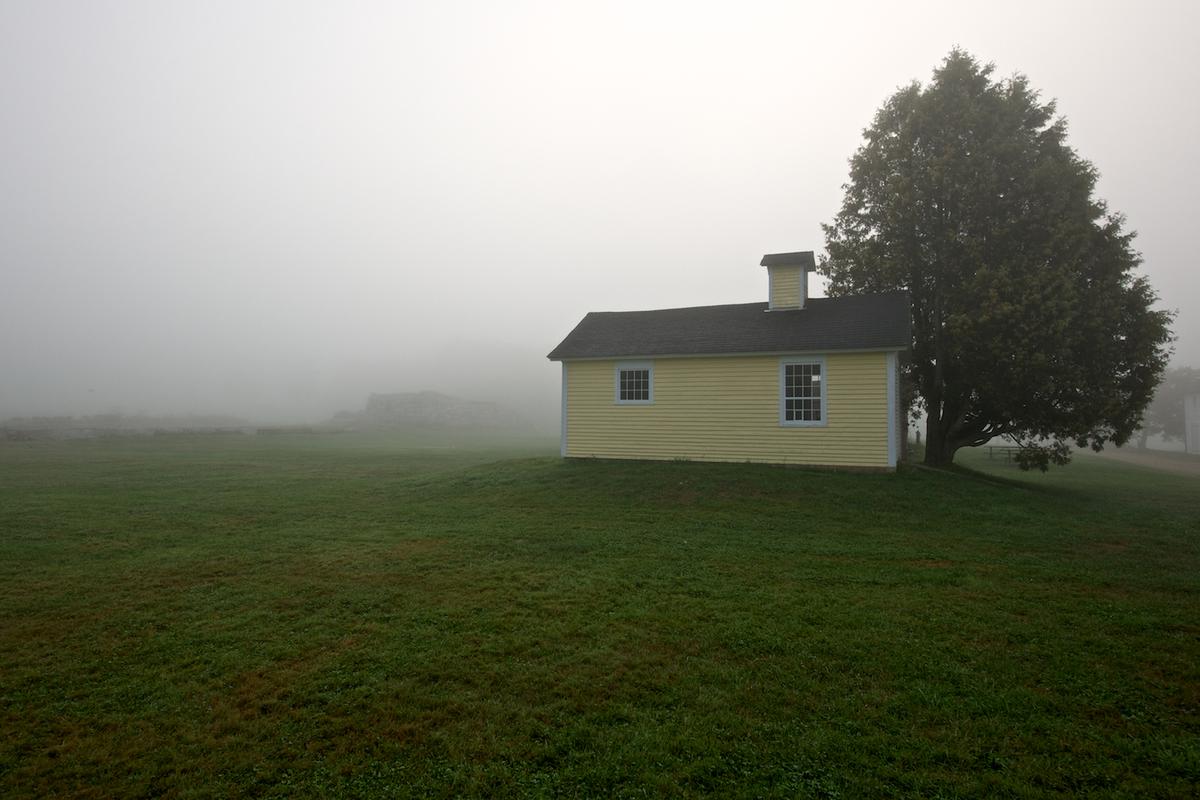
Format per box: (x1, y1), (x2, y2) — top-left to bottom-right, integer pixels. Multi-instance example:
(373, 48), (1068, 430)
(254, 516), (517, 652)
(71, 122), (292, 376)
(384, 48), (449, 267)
(1096, 448), (1200, 477)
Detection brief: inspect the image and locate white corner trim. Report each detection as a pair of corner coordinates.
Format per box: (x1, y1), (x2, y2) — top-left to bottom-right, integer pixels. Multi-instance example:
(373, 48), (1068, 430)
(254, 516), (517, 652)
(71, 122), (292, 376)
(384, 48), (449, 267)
(768, 268), (775, 310)
(560, 362), (568, 457)
(886, 351), (898, 468)
(614, 361), (654, 405)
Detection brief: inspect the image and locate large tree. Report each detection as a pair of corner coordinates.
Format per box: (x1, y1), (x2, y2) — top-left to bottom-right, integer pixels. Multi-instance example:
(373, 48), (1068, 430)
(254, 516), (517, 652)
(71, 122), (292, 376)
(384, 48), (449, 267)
(822, 50), (1174, 470)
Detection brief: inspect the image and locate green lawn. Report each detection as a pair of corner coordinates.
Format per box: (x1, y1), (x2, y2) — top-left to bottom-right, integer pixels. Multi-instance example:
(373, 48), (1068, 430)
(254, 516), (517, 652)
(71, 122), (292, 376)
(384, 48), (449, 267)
(1, 435), (1197, 798)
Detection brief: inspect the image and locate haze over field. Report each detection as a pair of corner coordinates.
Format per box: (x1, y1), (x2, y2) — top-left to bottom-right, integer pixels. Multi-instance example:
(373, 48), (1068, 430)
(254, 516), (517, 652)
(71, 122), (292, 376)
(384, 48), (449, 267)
(2, 1), (1196, 424)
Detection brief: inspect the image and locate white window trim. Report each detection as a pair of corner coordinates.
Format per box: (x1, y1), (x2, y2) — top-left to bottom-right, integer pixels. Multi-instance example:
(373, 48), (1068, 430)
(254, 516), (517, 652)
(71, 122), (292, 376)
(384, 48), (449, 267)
(614, 361), (654, 405)
(779, 356), (828, 427)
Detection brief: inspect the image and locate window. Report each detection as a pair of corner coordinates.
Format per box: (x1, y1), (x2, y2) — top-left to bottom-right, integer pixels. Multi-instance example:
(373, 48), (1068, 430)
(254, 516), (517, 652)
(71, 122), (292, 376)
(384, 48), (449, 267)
(780, 358), (826, 426)
(615, 361), (653, 404)
(620, 369), (650, 401)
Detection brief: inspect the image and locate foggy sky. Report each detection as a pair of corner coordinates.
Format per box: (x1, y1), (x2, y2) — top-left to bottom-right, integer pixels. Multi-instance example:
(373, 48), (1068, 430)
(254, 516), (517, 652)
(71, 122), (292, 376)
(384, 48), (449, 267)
(2, 1), (1197, 423)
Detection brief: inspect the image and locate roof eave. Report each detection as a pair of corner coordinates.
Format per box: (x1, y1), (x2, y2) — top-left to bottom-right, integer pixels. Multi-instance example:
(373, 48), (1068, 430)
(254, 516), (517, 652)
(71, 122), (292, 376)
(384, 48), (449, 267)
(549, 344), (909, 362)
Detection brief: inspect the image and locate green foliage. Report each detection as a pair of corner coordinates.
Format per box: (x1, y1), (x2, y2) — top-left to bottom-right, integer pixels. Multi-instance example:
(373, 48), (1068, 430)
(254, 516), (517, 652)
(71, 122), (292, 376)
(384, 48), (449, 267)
(822, 50), (1175, 469)
(1, 435), (1198, 797)
(1141, 366), (1200, 443)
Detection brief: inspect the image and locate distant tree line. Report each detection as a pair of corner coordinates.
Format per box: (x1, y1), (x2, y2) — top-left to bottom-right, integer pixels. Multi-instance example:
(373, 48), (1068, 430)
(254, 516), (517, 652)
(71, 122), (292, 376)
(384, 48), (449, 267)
(1137, 366), (1200, 448)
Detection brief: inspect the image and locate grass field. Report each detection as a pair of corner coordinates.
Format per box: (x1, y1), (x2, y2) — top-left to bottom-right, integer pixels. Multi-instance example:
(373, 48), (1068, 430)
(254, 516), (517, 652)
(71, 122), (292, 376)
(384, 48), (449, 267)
(1, 434), (1197, 798)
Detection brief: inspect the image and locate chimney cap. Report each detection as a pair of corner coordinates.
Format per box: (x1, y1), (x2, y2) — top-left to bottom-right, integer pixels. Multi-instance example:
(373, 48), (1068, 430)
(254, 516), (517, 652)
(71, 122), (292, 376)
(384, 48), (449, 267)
(760, 251), (816, 269)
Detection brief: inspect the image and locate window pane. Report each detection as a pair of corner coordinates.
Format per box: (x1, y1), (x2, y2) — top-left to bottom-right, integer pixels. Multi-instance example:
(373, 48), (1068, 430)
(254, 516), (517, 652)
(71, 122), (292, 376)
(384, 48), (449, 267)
(784, 362), (823, 421)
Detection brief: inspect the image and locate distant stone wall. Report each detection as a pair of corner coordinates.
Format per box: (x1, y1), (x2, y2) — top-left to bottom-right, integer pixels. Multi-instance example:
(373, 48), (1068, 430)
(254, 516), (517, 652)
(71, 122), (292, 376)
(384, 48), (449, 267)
(362, 391), (529, 430)
(0, 413), (254, 440)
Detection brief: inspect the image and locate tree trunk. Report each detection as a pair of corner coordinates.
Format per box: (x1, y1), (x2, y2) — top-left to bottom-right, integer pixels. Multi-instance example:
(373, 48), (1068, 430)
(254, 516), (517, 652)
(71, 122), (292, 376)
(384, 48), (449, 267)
(922, 415), (958, 467)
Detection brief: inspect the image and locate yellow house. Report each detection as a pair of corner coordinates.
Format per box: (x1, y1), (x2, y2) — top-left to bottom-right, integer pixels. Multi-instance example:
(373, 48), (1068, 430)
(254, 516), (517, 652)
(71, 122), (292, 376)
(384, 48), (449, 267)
(547, 251), (910, 469)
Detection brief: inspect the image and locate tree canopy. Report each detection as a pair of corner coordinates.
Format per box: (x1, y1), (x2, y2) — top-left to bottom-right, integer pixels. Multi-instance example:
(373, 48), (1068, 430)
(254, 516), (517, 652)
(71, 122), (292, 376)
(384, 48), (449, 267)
(822, 50), (1174, 469)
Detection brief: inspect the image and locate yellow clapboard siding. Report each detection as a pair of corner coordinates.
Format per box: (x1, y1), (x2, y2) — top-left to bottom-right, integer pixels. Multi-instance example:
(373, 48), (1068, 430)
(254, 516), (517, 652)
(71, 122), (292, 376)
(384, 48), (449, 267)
(769, 266), (801, 309)
(564, 353), (890, 467)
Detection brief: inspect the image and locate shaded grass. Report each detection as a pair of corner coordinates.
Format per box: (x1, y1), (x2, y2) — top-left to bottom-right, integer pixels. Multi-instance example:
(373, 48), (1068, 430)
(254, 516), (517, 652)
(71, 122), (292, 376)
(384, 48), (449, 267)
(0, 435), (1197, 797)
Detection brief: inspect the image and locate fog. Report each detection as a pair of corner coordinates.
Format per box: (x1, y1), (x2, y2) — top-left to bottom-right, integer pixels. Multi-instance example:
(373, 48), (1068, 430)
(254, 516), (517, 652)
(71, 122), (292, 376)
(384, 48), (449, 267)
(2, 1), (1197, 426)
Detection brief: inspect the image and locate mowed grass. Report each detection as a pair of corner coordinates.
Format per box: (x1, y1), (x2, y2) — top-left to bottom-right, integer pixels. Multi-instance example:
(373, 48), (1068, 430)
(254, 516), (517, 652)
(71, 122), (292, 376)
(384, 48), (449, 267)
(0, 435), (1197, 798)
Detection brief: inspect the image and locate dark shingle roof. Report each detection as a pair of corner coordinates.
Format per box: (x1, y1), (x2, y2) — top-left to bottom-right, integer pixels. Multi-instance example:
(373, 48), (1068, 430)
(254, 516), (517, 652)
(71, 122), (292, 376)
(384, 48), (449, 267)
(759, 251), (817, 268)
(547, 292), (910, 360)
